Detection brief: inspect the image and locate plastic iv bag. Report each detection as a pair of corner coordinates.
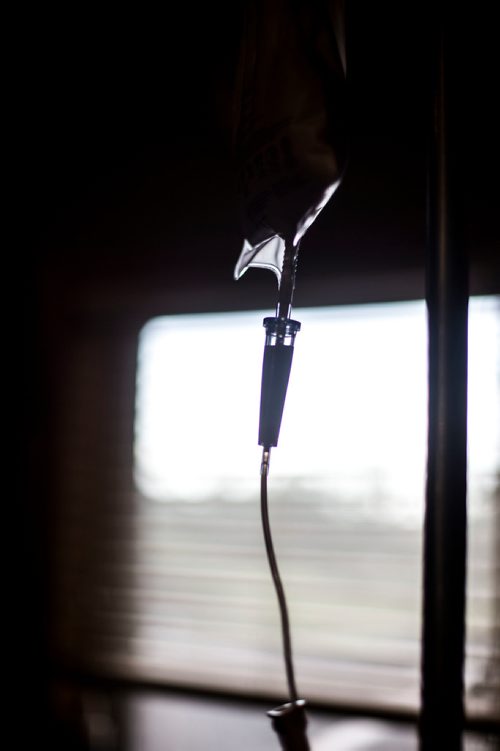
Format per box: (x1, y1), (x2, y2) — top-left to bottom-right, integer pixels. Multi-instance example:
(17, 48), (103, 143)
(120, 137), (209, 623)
(233, 0), (348, 285)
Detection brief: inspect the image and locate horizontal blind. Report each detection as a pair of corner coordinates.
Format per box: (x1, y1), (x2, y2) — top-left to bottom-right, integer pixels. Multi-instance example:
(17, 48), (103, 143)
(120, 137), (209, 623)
(51, 300), (499, 721)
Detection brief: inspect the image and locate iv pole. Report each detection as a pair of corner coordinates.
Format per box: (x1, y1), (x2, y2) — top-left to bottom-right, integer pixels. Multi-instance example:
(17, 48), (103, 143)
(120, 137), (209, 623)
(420, 5), (468, 748)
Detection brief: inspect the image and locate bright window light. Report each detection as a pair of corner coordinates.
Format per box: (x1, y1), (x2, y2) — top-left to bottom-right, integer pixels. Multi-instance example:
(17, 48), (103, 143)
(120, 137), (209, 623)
(135, 302), (429, 507)
(134, 297), (498, 513)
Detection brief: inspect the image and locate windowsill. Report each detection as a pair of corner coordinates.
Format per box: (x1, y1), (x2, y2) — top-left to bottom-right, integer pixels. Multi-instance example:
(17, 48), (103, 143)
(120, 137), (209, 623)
(60, 684), (498, 750)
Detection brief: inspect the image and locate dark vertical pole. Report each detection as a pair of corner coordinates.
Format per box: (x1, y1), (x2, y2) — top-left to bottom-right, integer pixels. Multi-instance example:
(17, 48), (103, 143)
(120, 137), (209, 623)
(420, 6), (469, 750)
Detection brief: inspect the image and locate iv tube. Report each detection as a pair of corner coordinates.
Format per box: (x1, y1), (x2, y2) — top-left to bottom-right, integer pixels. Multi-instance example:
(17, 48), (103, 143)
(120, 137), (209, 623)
(258, 235), (301, 702)
(257, 238), (310, 749)
(260, 448), (298, 703)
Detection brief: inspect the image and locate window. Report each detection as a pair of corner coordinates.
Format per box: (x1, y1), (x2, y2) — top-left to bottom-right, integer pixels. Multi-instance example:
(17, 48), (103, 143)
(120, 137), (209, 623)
(51, 295), (498, 722)
(128, 297), (499, 715)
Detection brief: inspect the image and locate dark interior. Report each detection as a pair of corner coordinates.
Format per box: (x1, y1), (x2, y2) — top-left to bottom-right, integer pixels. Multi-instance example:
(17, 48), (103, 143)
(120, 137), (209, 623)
(16, 1), (498, 748)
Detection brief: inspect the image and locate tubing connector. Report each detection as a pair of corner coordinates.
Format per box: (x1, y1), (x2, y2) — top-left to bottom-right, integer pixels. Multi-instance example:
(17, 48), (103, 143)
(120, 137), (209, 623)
(267, 700), (310, 750)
